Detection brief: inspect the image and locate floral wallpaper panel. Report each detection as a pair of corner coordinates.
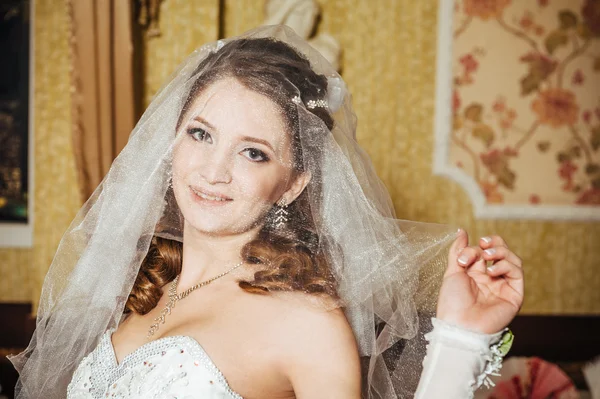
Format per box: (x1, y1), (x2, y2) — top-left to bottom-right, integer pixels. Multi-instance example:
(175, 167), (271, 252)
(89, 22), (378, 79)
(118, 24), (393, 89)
(435, 0), (600, 220)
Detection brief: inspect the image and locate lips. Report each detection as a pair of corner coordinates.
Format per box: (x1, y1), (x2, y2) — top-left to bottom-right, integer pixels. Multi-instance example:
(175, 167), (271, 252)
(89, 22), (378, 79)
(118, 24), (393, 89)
(189, 185), (233, 203)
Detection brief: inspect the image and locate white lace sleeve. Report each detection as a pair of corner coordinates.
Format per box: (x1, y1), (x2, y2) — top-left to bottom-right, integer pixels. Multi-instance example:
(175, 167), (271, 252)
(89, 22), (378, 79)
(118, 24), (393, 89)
(414, 318), (506, 399)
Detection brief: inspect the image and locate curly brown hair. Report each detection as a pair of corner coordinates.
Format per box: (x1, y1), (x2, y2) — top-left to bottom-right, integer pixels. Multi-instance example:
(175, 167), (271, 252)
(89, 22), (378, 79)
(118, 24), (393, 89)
(125, 38), (339, 315)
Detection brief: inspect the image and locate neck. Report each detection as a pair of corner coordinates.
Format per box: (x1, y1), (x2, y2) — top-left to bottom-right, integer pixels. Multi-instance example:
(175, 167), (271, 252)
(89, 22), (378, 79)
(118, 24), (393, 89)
(178, 221), (261, 289)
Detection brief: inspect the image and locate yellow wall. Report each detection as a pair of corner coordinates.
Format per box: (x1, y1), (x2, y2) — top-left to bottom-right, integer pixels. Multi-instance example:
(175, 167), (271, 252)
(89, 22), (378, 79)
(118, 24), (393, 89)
(0, 0), (79, 304)
(1, 0), (598, 314)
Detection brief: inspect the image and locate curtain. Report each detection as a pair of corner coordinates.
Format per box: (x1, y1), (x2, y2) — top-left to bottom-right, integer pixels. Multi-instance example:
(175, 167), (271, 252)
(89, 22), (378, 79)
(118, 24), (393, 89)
(69, 0), (135, 202)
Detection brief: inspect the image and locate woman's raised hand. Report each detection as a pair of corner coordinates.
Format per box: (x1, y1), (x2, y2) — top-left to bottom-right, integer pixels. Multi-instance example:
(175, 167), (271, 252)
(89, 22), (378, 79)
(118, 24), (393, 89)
(436, 229), (524, 334)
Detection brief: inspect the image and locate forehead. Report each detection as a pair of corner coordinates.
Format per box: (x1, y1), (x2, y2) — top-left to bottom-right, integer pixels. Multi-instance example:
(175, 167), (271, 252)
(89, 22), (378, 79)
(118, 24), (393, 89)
(184, 77), (289, 147)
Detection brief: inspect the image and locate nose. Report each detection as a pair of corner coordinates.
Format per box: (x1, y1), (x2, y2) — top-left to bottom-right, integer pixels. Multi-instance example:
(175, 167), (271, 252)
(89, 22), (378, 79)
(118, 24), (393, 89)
(199, 147), (232, 185)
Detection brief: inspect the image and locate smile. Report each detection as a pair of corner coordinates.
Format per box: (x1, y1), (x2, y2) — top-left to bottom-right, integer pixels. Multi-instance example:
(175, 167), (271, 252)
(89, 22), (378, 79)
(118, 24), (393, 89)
(189, 186), (233, 202)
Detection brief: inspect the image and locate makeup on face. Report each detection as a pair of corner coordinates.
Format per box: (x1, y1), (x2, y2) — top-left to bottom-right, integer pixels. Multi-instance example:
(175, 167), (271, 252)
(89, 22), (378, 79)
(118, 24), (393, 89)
(171, 77), (297, 236)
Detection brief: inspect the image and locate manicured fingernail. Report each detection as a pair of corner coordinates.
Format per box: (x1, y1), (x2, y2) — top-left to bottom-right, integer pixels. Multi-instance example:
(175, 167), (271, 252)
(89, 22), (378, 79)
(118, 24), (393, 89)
(484, 248), (496, 256)
(458, 255), (469, 265)
(481, 236), (492, 244)
(487, 265), (496, 272)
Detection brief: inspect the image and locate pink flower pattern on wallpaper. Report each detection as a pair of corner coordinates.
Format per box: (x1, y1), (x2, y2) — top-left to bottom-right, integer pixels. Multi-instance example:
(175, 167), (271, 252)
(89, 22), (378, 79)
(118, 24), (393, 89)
(452, 0), (600, 207)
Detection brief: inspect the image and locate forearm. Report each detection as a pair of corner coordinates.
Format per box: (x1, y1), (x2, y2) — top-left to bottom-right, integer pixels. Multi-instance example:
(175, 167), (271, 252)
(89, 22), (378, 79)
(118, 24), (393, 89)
(414, 318), (505, 399)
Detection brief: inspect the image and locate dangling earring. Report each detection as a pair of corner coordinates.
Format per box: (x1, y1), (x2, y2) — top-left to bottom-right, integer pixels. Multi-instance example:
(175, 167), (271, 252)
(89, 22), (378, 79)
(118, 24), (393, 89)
(274, 198), (289, 229)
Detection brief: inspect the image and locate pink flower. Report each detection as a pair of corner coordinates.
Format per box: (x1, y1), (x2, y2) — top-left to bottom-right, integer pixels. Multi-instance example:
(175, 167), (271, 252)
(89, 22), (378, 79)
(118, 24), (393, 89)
(520, 12), (534, 29)
(534, 25), (545, 36)
(577, 188), (600, 205)
(532, 88), (579, 127)
(453, 90), (461, 114)
(583, 110), (592, 123)
(481, 181), (504, 203)
(530, 194), (541, 204)
(559, 161), (578, 180)
(572, 69), (584, 85)
(463, 0), (511, 20)
(493, 97), (506, 112)
(503, 146), (518, 156)
(460, 54), (479, 74)
(481, 149), (502, 165)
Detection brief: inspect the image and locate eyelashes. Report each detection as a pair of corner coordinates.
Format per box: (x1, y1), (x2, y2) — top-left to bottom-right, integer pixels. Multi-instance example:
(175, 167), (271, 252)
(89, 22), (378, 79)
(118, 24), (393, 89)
(186, 127), (270, 163)
(187, 127), (212, 143)
(241, 148), (270, 163)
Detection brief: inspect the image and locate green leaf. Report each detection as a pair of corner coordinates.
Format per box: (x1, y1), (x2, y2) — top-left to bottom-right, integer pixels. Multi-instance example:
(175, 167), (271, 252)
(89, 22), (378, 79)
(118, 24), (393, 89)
(520, 73), (542, 95)
(497, 166), (516, 190)
(472, 123), (495, 147)
(497, 330), (514, 357)
(464, 103), (484, 122)
(537, 141), (550, 152)
(585, 163), (600, 175)
(557, 151), (571, 162)
(592, 126), (600, 151)
(594, 57), (600, 72)
(545, 29), (569, 55)
(559, 10), (578, 29)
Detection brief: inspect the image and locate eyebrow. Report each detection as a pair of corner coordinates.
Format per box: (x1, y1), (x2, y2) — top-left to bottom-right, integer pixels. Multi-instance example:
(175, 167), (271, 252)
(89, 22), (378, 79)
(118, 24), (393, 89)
(239, 136), (275, 153)
(193, 116), (216, 130)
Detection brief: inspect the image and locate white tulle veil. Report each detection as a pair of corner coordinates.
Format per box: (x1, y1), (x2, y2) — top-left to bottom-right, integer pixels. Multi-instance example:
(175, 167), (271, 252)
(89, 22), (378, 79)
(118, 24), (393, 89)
(9, 25), (456, 398)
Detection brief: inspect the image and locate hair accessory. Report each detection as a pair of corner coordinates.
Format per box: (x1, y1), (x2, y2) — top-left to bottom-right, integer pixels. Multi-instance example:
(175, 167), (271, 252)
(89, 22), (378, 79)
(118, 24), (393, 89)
(306, 99), (328, 109)
(291, 95), (328, 109)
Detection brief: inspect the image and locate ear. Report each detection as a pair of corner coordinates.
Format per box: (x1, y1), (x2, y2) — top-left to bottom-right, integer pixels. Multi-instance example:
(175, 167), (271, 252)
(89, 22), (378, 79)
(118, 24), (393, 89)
(280, 171), (311, 205)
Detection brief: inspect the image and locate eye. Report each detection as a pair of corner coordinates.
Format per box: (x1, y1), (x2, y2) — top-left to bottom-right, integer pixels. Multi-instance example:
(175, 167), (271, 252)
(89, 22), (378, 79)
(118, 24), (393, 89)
(241, 148), (270, 163)
(187, 127), (212, 143)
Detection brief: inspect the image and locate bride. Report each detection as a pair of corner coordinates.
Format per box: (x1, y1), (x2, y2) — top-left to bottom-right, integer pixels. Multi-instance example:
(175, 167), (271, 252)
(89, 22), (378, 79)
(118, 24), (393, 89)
(9, 26), (523, 399)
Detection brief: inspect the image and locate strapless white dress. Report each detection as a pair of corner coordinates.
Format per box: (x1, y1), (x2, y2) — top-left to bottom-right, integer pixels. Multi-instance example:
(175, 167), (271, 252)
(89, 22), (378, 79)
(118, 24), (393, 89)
(67, 318), (505, 399)
(67, 329), (242, 399)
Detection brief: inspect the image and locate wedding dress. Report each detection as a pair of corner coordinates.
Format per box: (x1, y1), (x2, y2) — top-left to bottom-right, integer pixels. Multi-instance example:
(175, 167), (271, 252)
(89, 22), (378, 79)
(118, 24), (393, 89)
(66, 318), (503, 399)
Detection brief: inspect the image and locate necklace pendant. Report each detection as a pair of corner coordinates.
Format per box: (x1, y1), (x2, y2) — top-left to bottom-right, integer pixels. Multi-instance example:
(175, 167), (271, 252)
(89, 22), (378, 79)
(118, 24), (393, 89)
(145, 262), (243, 339)
(147, 322), (159, 338)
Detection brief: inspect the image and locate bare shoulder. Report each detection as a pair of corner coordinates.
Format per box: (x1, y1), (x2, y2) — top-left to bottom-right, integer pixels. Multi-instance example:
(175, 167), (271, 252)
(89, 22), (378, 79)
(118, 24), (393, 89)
(252, 291), (362, 398)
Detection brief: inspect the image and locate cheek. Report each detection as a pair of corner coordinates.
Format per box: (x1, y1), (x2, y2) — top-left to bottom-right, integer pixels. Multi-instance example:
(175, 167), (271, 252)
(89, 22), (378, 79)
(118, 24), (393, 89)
(233, 164), (289, 204)
(171, 140), (204, 182)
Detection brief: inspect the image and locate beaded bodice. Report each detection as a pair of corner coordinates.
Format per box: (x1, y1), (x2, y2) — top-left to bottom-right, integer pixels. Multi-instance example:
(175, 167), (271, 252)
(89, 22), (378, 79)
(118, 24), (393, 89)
(67, 329), (243, 399)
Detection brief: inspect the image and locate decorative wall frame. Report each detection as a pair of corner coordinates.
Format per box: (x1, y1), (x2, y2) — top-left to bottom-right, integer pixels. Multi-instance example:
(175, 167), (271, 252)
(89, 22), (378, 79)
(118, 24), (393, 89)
(434, 0), (600, 220)
(0, 0), (34, 247)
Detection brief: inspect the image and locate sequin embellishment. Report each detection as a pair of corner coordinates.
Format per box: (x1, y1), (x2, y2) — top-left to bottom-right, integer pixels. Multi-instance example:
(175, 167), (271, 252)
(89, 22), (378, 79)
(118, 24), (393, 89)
(66, 329), (243, 399)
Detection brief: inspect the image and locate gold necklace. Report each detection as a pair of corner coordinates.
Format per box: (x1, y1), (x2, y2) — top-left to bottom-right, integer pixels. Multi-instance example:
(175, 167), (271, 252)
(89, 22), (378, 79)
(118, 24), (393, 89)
(146, 261), (244, 338)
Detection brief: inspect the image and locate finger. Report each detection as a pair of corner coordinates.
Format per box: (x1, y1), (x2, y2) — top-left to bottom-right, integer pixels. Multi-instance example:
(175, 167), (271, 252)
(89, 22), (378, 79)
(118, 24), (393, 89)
(468, 257), (487, 274)
(450, 228), (469, 256)
(457, 245), (483, 268)
(482, 246), (523, 268)
(445, 229), (469, 276)
(479, 235), (508, 250)
(487, 260), (523, 280)
(486, 260), (525, 297)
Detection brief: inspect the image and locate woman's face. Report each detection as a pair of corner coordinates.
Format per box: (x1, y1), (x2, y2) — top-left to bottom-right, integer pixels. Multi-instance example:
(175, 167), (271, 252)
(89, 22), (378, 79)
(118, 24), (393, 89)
(172, 77), (306, 236)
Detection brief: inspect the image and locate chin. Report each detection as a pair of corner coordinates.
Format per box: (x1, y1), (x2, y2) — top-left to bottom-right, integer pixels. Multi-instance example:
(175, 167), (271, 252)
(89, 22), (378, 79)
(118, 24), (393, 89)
(182, 213), (262, 237)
